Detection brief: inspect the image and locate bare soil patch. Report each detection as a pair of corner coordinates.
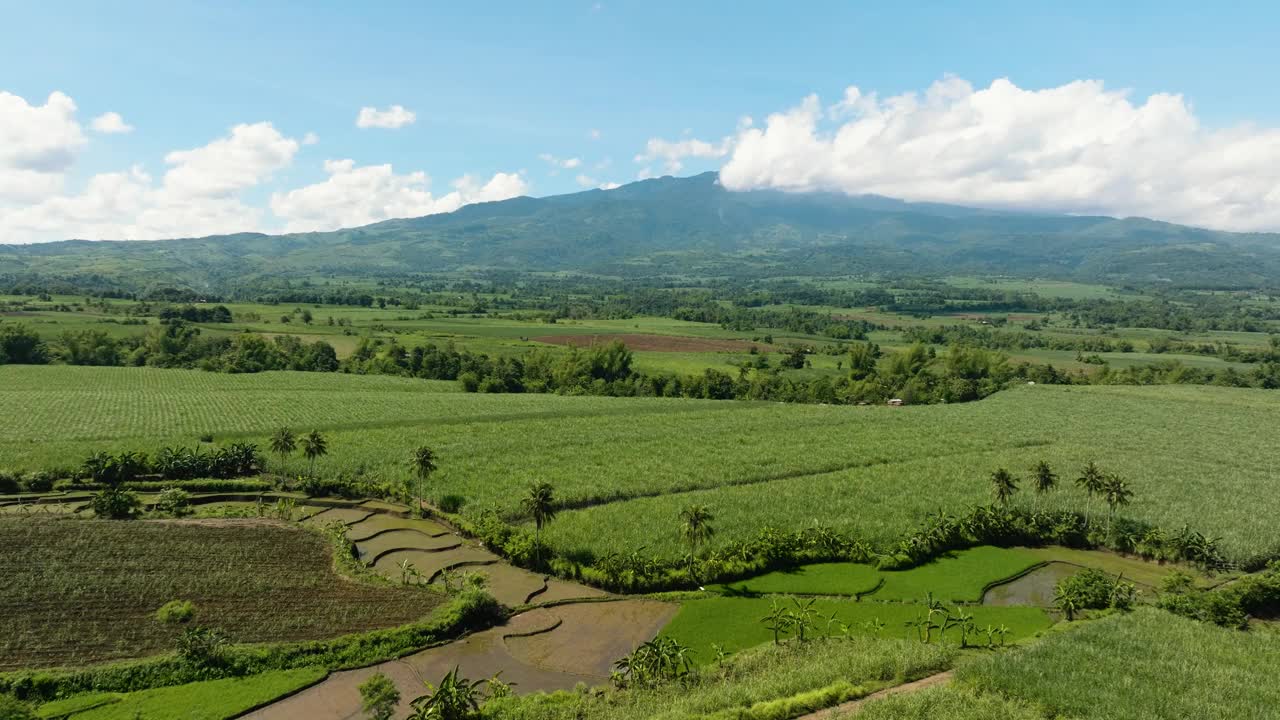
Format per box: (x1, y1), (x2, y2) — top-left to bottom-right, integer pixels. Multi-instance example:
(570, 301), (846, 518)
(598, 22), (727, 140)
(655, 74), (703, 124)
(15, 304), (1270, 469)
(533, 333), (759, 353)
(504, 599), (679, 677)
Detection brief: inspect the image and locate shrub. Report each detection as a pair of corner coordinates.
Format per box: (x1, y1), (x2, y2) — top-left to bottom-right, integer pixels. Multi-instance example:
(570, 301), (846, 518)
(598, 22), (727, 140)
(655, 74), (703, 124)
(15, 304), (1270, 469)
(359, 672), (400, 720)
(20, 472), (56, 493)
(1055, 568), (1134, 614)
(90, 487), (141, 519)
(0, 694), (36, 720)
(154, 487), (193, 517)
(198, 433), (215, 443)
(177, 627), (229, 668)
(438, 494), (466, 514)
(156, 600), (196, 625)
(0, 473), (20, 495)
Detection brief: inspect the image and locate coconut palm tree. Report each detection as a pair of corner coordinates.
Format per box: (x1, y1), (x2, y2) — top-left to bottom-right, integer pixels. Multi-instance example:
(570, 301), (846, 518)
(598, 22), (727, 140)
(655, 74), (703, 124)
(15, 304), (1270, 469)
(1076, 461), (1106, 524)
(679, 505), (715, 583)
(990, 468), (1019, 507)
(521, 481), (557, 566)
(1030, 461), (1057, 511)
(1102, 473), (1134, 538)
(408, 446), (438, 517)
(268, 427), (296, 473)
(301, 430), (328, 476)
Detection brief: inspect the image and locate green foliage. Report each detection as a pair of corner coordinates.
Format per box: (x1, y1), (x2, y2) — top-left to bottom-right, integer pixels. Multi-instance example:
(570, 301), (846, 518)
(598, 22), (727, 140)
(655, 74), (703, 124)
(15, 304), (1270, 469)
(483, 635), (951, 720)
(52, 667), (326, 720)
(155, 600), (196, 625)
(359, 672), (400, 720)
(89, 487), (141, 519)
(0, 694), (35, 720)
(410, 667), (485, 720)
(1054, 568), (1135, 615)
(153, 487), (192, 517)
(960, 608), (1280, 720)
(1157, 562), (1280, 628)
(612, 637), (694, 689)
(176, 627), (229, 669)
(662, 596), (1050, 660)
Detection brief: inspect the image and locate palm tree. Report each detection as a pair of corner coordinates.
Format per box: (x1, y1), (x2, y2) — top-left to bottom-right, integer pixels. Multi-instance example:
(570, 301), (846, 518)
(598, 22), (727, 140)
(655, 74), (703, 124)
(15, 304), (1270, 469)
(301, 430), (328, 476)
(1031, 461), (1057, 511)
(269, 427), (296, 473)
(1102, 473), (1134, 538)
(521, 481), (557, 566)
(1076, 461), (1106, 524)
(990, 468), (1019, 507)
(408, 446), (438, 517)
(679, 505), (715, 583)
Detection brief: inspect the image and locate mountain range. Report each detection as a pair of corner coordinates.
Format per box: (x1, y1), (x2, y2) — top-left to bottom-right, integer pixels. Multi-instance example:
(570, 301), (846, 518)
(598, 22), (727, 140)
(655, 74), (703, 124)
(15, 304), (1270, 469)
(3, 172), (1279, 291)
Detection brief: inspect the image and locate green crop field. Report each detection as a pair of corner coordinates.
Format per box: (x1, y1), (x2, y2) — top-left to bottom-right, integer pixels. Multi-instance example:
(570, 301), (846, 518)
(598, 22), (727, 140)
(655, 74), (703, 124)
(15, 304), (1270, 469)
(0, 517), (441, 669)
(33, 667), (327, 720)
(708, 547), (1044, 602)
(956, 608), (1280, 720)
(5, 367), (1280, 566)
(660, 596), (1052, 660)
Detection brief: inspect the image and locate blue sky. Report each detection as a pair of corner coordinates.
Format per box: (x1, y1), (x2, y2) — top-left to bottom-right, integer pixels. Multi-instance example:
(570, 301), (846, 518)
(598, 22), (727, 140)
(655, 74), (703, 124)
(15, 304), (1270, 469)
(3, 1), (1280, 241)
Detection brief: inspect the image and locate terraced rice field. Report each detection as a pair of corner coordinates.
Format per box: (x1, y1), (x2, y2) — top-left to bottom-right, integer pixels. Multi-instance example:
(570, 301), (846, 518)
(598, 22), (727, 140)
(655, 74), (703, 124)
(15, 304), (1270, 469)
(6, 366), (1280, 565)
(245, 600), (677, 719)
(0, 517), (442, 670)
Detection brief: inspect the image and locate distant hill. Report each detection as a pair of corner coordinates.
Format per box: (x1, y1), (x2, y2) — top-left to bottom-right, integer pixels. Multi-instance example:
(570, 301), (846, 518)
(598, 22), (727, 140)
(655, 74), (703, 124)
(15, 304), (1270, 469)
(3, 172), (1279, 290)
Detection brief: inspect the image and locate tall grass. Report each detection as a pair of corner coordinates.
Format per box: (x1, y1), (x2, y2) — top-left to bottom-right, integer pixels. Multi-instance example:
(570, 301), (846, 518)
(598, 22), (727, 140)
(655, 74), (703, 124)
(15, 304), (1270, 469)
(959, 608), (1280, 720)
(5, 367), (1280, 563)
(482, 635), (953, 720)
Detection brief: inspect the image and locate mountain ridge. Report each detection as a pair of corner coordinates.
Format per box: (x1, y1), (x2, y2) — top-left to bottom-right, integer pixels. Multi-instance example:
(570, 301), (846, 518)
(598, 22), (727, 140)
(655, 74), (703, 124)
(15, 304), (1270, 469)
(2, 172), (1278, 290)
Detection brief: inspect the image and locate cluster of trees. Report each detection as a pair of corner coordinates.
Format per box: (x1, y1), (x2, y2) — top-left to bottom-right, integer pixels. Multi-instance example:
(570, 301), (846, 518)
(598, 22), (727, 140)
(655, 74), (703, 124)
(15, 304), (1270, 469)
(157, 304), (233, 323)
(346, 338), (1043, 407)
(0, 321), (339, 372)
(80, 444), (261, 485)
(905, 324), (1137, 353)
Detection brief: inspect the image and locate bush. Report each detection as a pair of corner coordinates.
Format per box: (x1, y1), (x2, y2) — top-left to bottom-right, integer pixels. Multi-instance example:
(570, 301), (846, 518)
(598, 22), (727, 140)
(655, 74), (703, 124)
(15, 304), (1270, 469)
(156, 600), (196, 625)
(154, 487), (193, 517)
(0, 694), (36, 720)
(176, 627), (229, 668)
(1056, 568), (1134, 613)
(90, 488), (141, 519)
(20, 472), (56, 493)
(438, 494), (466, 514)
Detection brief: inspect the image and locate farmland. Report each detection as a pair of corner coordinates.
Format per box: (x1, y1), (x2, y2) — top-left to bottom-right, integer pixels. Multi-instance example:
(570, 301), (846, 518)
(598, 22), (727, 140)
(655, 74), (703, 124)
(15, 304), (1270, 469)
(953, 608), (1280, 720)
(4, 366), (1280, 565)
(0, 517), (441, 669)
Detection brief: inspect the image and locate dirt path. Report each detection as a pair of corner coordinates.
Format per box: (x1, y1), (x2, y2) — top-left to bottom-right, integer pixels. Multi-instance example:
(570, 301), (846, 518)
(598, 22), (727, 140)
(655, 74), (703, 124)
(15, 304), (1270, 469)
(798, 671), (955, 719)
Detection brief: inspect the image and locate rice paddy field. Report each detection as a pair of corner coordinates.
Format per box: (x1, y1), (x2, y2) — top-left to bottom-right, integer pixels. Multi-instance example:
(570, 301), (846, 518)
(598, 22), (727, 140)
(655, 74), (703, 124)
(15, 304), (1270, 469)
(4, 366), (1280, 566)
(0, 517), (441, 669)
(32, 667), (327, 720)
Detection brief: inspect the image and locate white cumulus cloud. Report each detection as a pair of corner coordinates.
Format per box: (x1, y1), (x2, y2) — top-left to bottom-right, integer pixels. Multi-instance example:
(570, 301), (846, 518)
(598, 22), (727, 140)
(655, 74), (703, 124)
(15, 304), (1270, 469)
(719, 76), (1280, 232)
(270, 160), (528, 233)
(90, 111), (133, 134)
(1, 120), (299, 242)
(635, 135), (730, 174)
(356, 105), (416, 129)
(0, 90), (86, 203)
